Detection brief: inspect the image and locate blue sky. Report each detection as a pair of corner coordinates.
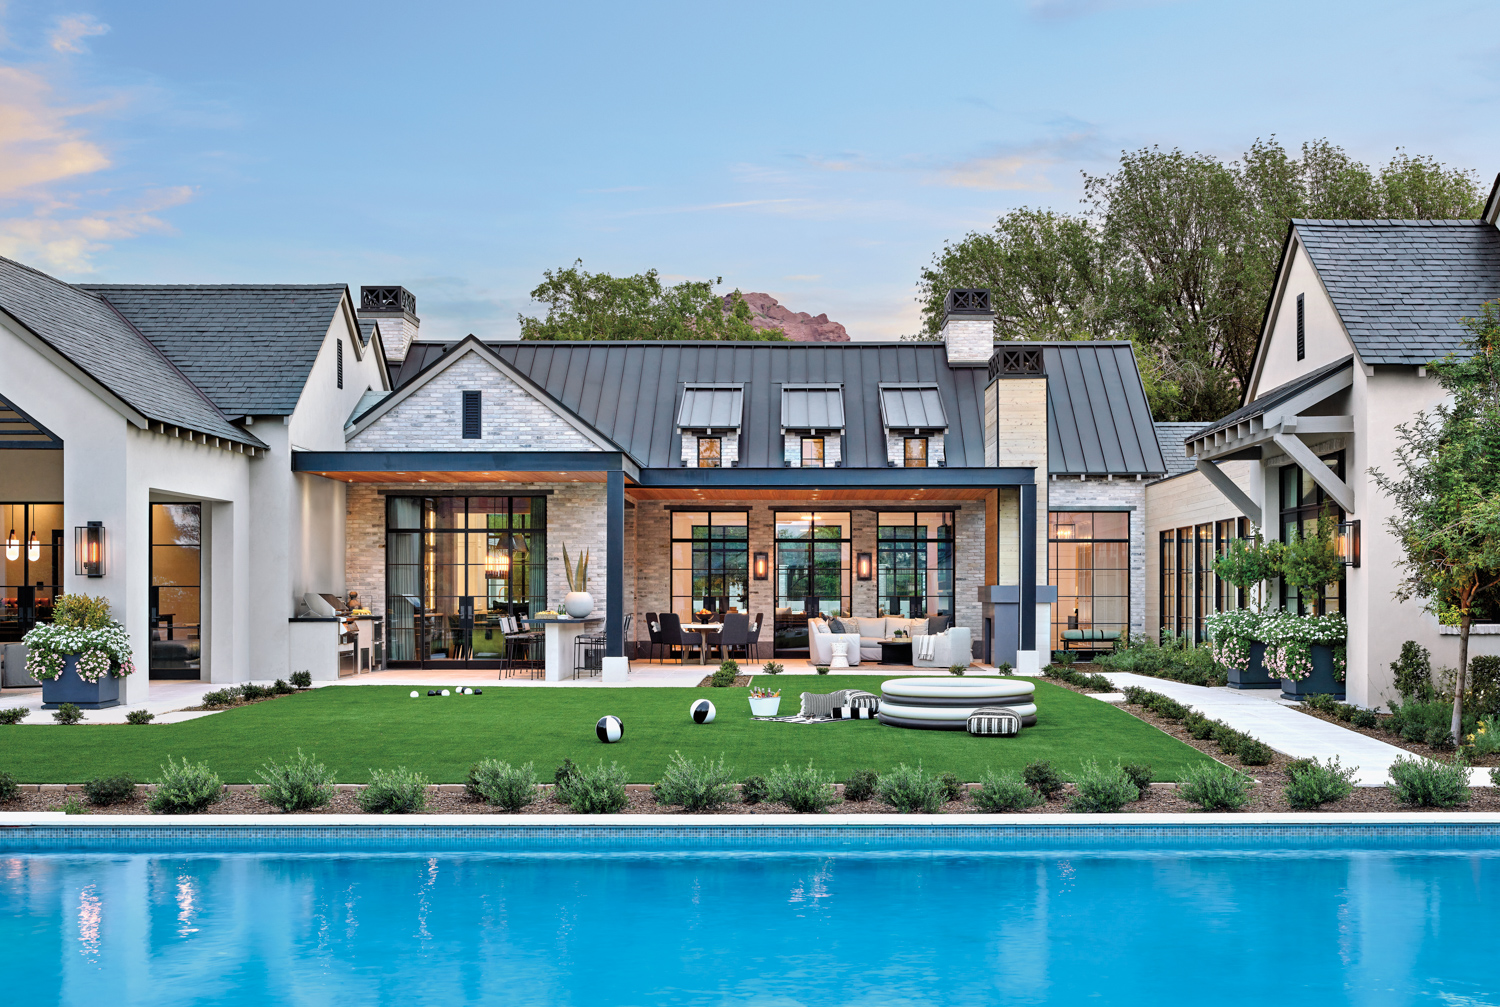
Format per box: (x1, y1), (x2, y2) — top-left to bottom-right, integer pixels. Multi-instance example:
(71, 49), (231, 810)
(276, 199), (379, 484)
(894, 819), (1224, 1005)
(2, 0), (1499, 340)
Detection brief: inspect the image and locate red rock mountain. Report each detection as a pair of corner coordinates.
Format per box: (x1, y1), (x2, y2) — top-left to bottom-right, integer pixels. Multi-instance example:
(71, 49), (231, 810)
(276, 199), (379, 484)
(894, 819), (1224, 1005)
(731, 291), (849, 342)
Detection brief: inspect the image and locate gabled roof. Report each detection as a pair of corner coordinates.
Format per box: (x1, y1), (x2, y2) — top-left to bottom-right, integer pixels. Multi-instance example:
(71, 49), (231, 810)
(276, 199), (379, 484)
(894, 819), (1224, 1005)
(1193, 355), (1354, 443)
(1039, 342), (1165, 477)
(78, 283), (350, 416)
(1292, 219), (1500, 366)
(0, 256), (262, 447)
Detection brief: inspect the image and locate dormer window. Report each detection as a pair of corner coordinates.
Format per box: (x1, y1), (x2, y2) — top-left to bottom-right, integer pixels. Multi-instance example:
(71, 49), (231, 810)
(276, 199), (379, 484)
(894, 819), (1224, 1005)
(879, 383), (948, 467)
(677, 383), (744, 468)
(904, 437), (928, 468)
(781, 384), (845, 467)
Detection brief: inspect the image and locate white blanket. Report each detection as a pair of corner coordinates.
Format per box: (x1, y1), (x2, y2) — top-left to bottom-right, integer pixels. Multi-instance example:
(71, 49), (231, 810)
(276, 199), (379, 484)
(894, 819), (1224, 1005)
(914, 634), (937, 662)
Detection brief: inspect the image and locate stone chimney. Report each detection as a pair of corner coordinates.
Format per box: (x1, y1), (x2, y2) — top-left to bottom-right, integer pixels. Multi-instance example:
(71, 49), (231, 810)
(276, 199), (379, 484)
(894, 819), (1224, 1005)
(939, 288), (995, 365)
(359, 286), (420, 364)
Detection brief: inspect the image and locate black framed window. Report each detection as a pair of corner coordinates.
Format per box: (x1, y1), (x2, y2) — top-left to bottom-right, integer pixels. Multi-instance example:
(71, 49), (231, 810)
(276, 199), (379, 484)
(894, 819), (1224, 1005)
(876, 511), (953, 619)
(774, 511), (851, 656)
(1280, 454), (1344, 616)
(801, 437), (824, 468)
(670, 511), (748, 623)
(904, 437), (927, 468)
(1, 502), (63, 642)
(149, 503), (202, 679)
(1050, 511), (1129, 651)
(697, 438), (721, 468)
(385, 496), (546, 665)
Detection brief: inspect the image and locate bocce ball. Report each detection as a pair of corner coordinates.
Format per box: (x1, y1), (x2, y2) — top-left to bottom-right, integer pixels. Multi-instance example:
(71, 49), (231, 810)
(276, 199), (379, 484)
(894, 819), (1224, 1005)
(410, 691), (419, 698)
(441, 689), (450, 697)
(596, 715), (623, 743)
(689, 699), (716, 724)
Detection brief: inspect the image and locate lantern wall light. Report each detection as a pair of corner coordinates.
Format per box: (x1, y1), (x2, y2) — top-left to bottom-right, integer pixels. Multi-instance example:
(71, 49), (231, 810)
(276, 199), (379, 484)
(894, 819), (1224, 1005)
(752, 551), (769, 581)
(856, 552), (873, 581)
(75, 521), (106, 578)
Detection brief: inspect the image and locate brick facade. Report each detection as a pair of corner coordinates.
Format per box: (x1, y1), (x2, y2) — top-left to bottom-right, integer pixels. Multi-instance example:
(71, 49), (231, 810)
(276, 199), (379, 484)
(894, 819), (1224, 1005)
(782, 432), (842, 467)
(884, 431), (945, 467)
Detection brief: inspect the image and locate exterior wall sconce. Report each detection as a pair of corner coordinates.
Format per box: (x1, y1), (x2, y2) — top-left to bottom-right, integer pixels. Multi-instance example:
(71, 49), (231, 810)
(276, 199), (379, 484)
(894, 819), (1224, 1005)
(75, 521), (106, 577)
(856, 552), (873, 581)
(1336, 520), (1361, 568)
(752, 552), (769, 581)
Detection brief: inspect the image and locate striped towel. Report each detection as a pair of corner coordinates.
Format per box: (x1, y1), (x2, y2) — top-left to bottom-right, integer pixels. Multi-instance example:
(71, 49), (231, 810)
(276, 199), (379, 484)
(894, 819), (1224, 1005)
(914, 634), (937, 662)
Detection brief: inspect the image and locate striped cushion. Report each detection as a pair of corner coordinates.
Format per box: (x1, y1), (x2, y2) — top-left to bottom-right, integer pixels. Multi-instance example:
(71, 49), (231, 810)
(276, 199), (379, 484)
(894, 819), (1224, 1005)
(800, 691), (844, 719)
(846, 690), (879, 711)
(831, 705), (876, 720)
(967, 706), (1022, 737)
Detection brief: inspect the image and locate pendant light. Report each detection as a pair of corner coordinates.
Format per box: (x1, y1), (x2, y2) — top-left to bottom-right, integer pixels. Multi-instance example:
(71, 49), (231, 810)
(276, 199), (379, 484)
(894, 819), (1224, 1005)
(27, 530), (40, 563)
(4, 508), (17, 562)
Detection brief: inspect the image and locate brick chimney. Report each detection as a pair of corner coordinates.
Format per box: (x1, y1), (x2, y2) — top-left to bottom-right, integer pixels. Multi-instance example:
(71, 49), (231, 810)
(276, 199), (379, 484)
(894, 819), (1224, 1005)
(359, 286), (420, 364)
(939, 288), (995, 365)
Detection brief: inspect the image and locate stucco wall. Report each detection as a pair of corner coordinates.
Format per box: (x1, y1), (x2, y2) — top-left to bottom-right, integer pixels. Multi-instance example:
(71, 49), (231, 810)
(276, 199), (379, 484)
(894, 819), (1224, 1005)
(1255, 241), (1359, 396)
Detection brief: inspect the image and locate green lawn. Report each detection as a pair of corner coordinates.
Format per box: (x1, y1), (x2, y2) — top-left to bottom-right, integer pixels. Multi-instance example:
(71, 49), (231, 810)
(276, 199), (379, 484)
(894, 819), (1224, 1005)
(0, 676), (1217, 784)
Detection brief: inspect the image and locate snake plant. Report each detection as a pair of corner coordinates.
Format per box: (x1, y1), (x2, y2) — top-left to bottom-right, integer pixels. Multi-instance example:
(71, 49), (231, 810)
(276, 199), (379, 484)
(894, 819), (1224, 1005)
(563, 544), (590, 593)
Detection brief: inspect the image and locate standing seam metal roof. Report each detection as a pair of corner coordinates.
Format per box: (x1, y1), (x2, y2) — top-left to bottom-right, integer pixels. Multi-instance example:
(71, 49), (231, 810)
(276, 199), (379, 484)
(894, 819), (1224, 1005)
(391, 339), (1163, 475)
(77, 283), (349, 416)
(781, 385), (845, 431)
(1292, 219), (1500, 366)
(676, 385), (744, 430)
(878, 384), (948, 431)
(0, 256), (262, 446)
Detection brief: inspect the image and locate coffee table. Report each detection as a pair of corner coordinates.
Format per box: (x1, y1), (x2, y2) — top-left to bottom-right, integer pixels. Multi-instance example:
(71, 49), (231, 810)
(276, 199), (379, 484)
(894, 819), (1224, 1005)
(879, 639), (913, 665)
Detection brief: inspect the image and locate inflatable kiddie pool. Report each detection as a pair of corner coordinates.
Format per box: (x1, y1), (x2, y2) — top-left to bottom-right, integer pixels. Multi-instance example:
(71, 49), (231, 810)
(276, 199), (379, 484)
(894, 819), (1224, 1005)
(876, 677), (1037, 730)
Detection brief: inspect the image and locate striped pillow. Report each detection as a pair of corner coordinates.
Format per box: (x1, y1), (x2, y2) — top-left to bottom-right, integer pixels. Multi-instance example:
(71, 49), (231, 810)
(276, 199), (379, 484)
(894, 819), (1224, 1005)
(831, 705), (876, 720)
(967, 706), (1022, 737)
(800, 691), (841, 719)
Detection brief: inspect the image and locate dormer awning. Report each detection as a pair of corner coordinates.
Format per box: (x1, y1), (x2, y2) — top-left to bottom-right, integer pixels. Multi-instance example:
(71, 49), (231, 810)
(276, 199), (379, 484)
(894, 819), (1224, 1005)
(677, 383), (744, 433)
(781, 384), (844, 433)
(878, 383), (947, 433)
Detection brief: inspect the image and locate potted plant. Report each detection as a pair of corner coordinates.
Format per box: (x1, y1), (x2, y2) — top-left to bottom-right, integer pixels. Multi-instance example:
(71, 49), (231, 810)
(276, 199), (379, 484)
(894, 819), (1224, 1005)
(1209, 534), (1282, 688)
(561, 544), (593, 618)
(1273, 512), (1348, 699)
(24, 593), (135, 710)
(748, 681), (782, 716)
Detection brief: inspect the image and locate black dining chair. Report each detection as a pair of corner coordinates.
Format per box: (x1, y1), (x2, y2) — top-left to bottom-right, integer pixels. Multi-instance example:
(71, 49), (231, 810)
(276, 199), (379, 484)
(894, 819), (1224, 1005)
(747, 612), (764, 660)
(644, 612), (661, 662)
(720, 613), (750, 661)
(658, 613), (687, 664)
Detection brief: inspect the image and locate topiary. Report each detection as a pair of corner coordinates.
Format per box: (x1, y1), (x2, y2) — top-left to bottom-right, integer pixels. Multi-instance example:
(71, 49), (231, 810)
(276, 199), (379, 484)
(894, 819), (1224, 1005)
(125, 709), (155, 725)
(52, 703), (83, 725)
(289, 671), (312, 689)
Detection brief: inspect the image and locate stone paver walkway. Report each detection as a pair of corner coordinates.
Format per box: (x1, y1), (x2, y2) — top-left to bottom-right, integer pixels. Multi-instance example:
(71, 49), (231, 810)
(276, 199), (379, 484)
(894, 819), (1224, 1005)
(1097, 672), (1474, 787)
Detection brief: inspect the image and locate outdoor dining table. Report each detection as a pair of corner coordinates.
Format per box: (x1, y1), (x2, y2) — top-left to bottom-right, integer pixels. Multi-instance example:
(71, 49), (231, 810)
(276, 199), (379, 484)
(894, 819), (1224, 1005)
(680, 622), (725, 664)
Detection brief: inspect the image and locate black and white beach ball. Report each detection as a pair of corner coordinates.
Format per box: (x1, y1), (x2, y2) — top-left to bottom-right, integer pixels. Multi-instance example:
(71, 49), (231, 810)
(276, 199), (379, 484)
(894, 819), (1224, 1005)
(596, 715), (624, 743)
(689, 699), (716, 724)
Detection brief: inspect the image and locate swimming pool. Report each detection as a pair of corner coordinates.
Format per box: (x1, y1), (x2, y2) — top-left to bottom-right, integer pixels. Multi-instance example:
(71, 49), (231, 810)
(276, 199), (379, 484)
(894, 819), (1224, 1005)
(4, 831), (1498, 1005)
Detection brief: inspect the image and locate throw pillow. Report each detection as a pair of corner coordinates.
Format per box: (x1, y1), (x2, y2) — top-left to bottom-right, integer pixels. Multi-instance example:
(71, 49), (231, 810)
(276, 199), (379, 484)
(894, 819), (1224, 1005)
(799, 692), (840, 719)
(829, 617), (847, 634)
(927, 615), (950, 636)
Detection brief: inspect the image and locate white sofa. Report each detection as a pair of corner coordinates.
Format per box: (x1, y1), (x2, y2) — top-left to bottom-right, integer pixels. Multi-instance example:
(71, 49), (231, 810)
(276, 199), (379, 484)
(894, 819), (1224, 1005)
(807, 625), (862, 666)
(912, 627), (973, 669)
(809, 616), (965, 665)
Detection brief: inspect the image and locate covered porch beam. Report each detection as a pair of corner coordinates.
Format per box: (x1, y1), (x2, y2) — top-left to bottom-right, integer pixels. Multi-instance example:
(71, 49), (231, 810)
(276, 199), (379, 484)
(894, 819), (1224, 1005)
(1271, 432), (1355, 514)
(1195, 459), (1262, 526)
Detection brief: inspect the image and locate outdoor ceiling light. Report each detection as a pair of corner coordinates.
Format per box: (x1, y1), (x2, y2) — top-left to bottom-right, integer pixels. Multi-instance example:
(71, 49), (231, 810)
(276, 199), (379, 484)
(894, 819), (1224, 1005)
(27, 531), (39, 563)
(856, 552), (873, 581)
(75, 521), (105, 578)
(752, 551), (769, 581)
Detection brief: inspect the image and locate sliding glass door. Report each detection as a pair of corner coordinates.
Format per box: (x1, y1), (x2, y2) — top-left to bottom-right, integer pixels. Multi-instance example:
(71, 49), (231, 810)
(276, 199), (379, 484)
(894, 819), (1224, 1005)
(385, 496), (546, 667)
(773, 511), (851, 656)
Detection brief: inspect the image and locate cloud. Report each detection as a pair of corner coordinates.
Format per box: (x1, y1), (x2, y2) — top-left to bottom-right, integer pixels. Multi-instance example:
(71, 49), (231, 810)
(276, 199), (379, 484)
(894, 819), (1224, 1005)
(929, 129), (1104, 191)
(0, 67), (111, 192)
(0, 187), (192, 272)
(49, 13), (110, 53)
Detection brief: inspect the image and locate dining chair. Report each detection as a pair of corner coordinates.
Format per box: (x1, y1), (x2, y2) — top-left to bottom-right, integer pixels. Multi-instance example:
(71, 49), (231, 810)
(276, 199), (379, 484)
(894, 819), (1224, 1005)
(747, 612), (764, 660)
(658, 613), (686, 664)
(644, 612), (661, 662)
(720, 613), (750, 661)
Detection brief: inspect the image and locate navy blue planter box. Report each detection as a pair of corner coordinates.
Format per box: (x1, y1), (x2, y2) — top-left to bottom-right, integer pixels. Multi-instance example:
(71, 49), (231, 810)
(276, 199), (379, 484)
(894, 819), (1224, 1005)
(41, 654), (122, 710)
(1227, 640), (1278, 690)
(1280, 643), (1345, 701)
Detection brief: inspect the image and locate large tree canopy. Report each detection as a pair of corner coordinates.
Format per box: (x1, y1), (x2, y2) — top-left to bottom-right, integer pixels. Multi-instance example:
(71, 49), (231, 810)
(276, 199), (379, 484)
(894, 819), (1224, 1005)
(518, 262), (786, 341)
(918, 139), (1485, 421)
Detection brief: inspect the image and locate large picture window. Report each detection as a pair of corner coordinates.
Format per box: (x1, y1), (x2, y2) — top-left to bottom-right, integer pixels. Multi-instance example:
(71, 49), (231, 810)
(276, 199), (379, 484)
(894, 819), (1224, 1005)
(1, 502), (63, 642)
(774, 511), (851, 656)
(670, 511), (749, 624)
(385, 496), (546, 665)
(876, 511), (954, 619)
(1159, 518), (1251, 644)
(1280, 454), (1344, 616)
(1050, 511), (1129, 652)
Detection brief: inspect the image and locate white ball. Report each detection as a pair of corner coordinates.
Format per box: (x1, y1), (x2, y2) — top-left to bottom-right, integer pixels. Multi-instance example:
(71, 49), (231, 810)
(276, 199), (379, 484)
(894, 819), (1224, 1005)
(596, 715), (623, 743)
(410, 691), (419, 698)
(689, 699), (717, 724)
(441, 689), (450, 697)
(464, 687), (473, 695)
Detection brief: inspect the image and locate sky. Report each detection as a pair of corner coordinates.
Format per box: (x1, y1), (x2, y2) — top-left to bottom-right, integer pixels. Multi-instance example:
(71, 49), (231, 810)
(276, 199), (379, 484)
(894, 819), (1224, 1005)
(2, 0), (1500, 342)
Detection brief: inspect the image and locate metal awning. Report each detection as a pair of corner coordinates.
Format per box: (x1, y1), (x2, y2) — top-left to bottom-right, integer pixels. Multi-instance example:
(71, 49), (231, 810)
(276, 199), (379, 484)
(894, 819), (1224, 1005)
(781, 384), (845, 432)
(1186, 355), (1356, 520)
(676, 384), (744, 432)
(878, 384), (948, 432)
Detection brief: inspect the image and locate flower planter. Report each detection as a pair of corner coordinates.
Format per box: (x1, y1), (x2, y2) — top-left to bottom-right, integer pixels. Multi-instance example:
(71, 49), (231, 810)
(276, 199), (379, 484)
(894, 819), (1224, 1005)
(1227, 641), (1278, 690)
(749, 695), (782, 717)
(1280, 643), (1345, 702)
(41, 653), (122, 710)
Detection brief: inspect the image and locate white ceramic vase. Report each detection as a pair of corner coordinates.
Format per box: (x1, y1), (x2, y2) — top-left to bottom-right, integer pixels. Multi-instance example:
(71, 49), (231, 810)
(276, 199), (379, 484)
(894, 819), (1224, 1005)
(563, 591), (594, 618)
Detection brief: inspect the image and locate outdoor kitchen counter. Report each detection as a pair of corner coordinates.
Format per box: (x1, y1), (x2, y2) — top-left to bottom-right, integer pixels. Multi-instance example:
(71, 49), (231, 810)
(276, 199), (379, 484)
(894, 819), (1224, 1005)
(520, 617), (604, 682)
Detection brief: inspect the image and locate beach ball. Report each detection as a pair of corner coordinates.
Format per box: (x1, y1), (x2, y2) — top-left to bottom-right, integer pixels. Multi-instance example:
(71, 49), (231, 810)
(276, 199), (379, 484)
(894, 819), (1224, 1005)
(410, 691), (419, 699)
(441, 689), (450, 697)
(689, 699), (716, 724)
(596, 715), (624, 743)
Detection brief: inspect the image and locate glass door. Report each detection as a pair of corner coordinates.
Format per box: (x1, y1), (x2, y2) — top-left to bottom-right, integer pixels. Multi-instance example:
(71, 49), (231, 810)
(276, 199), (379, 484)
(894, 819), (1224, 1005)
(149, 503), (202, 679)
(773, 511), (850, 657)
(1, 503), (63, 642)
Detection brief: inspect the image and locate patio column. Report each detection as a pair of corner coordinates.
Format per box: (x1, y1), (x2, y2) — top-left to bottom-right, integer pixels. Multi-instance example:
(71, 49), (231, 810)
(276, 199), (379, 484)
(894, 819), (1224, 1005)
(602, 468), (628, 681)
(1017, 481), (1042, 674)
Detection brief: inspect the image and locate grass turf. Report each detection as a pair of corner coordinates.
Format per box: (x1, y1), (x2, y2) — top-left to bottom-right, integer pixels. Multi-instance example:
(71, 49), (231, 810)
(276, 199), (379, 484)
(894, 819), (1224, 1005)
(0, 676), (1217, 784)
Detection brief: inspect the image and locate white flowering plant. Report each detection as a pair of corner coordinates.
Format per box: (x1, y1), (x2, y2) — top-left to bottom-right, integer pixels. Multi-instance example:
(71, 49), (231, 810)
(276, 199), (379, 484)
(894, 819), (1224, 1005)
(1260, 612), (1347, 682)
(1203, 609), (1264, 674)
(22, 594), (135, 683)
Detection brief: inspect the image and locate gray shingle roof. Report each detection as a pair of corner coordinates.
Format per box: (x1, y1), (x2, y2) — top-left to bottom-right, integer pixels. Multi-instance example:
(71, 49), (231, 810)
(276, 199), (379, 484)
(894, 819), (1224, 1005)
(781, 384), (845, 431)
(1040, 342), (1166, 477)
(1293, 219), (1500, 365)
(393, 339), (1164, 475)
(77, 283), (348, 416)
(1194, 355), (1354, 442)
(0, 256), (261, 446)
(1151, 422), (1207, 480)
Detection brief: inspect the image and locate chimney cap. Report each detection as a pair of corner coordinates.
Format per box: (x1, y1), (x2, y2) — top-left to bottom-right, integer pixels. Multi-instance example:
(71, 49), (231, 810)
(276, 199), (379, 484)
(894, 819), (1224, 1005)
(944, 288), (992, 317)
(360, 285), (418, 317)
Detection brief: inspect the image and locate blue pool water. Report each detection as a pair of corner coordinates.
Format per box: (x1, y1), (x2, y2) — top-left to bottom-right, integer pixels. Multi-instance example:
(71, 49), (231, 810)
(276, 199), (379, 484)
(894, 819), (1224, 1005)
(4, 839), (1499, 1005)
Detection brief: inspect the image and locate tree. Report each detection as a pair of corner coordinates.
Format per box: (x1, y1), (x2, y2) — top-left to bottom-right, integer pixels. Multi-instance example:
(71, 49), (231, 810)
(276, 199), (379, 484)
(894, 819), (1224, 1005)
(917, 138), (1483, 421)
(518, 261), (786, 341)
(1372, 302), (1500, 741)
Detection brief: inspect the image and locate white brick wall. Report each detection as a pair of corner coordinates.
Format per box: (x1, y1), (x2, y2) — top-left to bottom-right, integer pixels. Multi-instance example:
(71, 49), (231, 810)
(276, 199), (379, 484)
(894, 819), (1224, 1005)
(347, 353), (602, 452)
(782, 432), (842, 467)
(1047, 476), (1148, 637)
(939, 315), (994, 365)
(885, 431), (944, 467)
(680, 432), (740, 467)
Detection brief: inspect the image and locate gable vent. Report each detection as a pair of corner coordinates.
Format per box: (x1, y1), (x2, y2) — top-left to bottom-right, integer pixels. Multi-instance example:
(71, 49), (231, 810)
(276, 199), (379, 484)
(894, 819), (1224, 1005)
(1296, 293), (1305, 361)
(337, 338), (344, 389)
(462, 390), (482, 439)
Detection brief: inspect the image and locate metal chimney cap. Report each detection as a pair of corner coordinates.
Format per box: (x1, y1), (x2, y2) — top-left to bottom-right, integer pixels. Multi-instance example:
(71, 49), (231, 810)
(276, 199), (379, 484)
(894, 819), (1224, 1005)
(943, 288), (992, 316)
(360, 286), (418, 317)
